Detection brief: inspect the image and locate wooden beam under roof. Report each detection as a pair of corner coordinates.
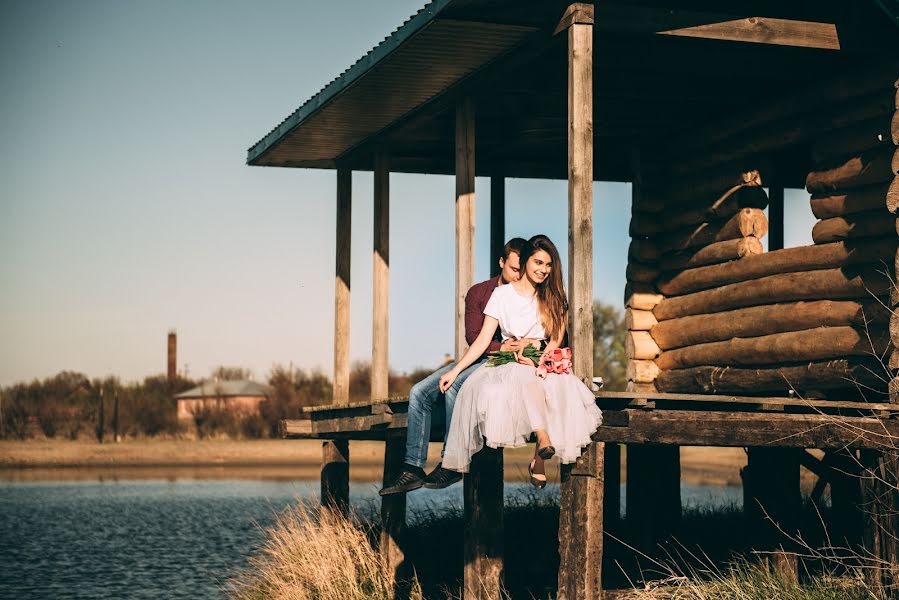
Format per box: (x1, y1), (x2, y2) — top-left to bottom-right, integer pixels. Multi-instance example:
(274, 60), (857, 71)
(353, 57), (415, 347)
(596, 5), (841, 50)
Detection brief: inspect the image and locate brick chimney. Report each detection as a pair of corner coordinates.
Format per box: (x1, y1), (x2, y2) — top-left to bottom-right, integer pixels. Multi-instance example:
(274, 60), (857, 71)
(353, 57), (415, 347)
(167, 330), (177, 382)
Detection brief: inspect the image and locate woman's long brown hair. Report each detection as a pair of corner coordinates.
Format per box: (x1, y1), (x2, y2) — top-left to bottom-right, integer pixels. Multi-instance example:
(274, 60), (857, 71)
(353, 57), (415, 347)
(521, 234), (568, 341)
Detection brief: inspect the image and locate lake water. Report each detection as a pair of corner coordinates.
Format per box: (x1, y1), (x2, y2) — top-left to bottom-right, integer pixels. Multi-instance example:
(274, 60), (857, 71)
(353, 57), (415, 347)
(0, 478), (742, 599)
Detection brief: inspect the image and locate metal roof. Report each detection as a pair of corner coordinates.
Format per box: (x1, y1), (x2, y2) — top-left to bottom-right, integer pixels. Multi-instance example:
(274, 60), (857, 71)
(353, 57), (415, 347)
(175, 380), (270, 399)
(247, 0), (538, 168)
(246, 0), (899, 182)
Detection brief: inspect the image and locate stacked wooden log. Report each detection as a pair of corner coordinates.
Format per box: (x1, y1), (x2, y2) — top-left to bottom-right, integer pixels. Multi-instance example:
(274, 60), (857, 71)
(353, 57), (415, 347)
(625, 178), (663, 393)
(625, 168), (768, 393)
(647, 75), (899, 401)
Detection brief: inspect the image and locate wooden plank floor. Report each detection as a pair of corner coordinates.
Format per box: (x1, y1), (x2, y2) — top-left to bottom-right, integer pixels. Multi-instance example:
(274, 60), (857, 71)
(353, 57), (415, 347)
(281, 391), (899, 448)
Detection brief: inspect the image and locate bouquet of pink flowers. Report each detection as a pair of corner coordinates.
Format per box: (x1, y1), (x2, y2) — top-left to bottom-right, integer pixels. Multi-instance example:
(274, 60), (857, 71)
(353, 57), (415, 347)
(535, 347), (573, 379)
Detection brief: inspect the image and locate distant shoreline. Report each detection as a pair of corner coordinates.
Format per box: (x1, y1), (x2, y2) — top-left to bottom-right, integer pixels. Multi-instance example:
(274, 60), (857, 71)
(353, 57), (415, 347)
(0, 440), (773, 487)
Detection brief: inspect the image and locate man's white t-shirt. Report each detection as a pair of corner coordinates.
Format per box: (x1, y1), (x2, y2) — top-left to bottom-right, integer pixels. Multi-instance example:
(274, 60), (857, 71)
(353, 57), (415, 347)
(483, 284), (546, 342)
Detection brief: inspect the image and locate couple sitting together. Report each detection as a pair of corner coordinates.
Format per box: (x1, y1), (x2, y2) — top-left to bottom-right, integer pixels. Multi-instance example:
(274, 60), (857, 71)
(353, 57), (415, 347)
(380, 234), (603, 495)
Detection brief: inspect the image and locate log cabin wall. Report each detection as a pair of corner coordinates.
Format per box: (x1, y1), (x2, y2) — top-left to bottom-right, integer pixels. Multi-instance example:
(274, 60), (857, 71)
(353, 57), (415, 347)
(637, 74), (899, 402)
(627, 165), (769, 395)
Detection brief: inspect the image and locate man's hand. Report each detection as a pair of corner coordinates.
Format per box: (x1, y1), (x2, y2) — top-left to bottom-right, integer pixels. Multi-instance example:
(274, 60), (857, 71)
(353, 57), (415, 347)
(439, 370), (458, 393)
(500, 339), (523, 352)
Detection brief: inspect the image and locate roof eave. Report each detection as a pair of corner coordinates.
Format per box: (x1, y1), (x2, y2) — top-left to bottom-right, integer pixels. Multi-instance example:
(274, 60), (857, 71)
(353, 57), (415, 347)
(246, 0), (454, 166)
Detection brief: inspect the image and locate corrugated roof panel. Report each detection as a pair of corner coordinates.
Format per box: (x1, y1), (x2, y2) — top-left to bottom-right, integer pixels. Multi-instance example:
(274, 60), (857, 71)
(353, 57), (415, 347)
(249, 19), (537, 167)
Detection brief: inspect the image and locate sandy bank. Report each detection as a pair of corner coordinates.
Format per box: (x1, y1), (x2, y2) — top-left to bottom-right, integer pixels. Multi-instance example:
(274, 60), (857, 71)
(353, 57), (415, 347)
(0, 439), (793, 486)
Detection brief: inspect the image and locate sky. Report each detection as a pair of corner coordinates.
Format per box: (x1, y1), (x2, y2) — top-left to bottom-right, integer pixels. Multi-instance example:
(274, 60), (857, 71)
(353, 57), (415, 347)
(0, 1), (818, 386)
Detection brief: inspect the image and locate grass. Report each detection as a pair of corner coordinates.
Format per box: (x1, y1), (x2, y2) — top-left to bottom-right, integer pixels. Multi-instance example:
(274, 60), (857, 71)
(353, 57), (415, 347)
(226, 492), (887, 600)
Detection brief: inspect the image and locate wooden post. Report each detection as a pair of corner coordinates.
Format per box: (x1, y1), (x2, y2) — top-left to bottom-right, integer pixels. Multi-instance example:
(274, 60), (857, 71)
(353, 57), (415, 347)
(456, 97), (476, 359)
(464, 446), (504, 599)
(558, 4), (601, 599)
(558, 444), (604, 600)
(334, 168), (352, 405)
(742, 447), (801, 581)
(321, 440), (349, 515)
(860, 450), (899, 596)
(626, 445), (681, 551)
(490, 176), (505, 278)
(604, 443), (621, 533)
(373, 154), (389, 400)
(769, 185), (784, 251)
(381, 435), (407, 580)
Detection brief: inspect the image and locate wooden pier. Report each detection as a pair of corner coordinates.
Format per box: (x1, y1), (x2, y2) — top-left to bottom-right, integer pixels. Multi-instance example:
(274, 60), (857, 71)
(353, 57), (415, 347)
(247, 1), (899, 596)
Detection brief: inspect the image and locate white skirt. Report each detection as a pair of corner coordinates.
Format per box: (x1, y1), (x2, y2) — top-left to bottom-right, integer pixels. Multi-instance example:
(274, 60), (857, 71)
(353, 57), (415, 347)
(442, 362), (603, 473)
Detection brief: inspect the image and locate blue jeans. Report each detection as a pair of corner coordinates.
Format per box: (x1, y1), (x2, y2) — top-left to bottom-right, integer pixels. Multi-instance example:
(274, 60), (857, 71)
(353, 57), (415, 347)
(405, 358), (485, 469)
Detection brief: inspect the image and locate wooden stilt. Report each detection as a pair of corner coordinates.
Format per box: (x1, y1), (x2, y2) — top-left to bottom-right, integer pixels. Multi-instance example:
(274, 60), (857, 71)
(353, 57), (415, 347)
(321, 440), (349, 515)
(558, 4), (599, 598)
(490, 175), (505, 278)
(463, 447), (504, 600)
(334, 168), (352, 405)
(381, 435), (407, 580)
(626, 445), (681, 551)
(828, 449), (864, 550)
(558, 443), (604, 600)
(860, 450), (899, 597)
(604, 443), (621, 534)
(372, 154), (389, 401)
(742, 447), (801, 581)
(456, 97), (476, 359)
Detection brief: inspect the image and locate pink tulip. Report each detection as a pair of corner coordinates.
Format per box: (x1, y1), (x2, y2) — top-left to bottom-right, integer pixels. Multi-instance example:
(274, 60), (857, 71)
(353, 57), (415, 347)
(535, 366), (549, 379)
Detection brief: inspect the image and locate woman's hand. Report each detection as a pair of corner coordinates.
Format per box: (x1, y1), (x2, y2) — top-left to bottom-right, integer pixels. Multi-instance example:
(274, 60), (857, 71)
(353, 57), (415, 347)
(515, 346), (533, 366)
(439, 370), (458, 393)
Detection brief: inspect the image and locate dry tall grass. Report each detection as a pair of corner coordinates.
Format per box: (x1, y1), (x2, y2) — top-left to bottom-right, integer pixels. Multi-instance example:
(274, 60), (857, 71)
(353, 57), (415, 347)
(611, 557), (873, 600)
(226, 503), (423, 600)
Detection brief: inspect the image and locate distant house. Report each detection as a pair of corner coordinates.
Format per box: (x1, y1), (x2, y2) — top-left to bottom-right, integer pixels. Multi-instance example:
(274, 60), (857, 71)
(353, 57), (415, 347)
(175, 380), (269, 421)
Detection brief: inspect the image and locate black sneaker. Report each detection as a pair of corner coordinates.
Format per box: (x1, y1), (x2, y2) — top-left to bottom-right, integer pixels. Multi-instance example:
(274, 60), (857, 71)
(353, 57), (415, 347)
(422, 463), (462, 490)
(379, 466), (425, 496)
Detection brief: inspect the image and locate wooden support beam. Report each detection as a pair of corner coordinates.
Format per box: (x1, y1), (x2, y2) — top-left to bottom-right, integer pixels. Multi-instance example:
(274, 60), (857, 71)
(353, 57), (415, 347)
(658, 16), (839, 50)
(464, 447), (504, 600)
(372, 154), (389, 400)
(604, 443), (621, 534)
(566, 7), (594, 383)
(559, 11), (600, 598)
(769, 186), (784, 252)
(743, 448), (801, 573)
(381, 436), (406, 580)
(456, 97), (476, 359)
(334, 169), (352, 405)
(859, 450), (899, 593)
(558, 443), (604, 600)
(594, 409), (899, 448)
(627, 445), (681, 552)
(490, 176), (505, 278)
(321, 440), (349, 515)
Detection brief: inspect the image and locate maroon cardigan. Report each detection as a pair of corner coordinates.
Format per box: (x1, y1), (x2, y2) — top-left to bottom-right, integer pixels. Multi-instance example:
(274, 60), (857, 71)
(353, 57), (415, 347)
(464, 277), (504, 357)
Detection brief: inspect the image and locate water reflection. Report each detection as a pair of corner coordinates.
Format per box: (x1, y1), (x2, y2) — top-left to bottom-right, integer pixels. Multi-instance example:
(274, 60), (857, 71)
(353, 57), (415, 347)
(0, 478), (742, 599)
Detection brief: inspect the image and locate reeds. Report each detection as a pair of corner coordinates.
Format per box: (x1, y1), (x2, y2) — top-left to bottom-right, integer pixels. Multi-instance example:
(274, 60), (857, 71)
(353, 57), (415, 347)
(226, 503), (423, 600)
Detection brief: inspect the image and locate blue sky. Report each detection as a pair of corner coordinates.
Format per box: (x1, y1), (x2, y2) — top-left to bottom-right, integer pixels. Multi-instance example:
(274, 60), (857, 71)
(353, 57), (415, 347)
(0, 1), (817, 385)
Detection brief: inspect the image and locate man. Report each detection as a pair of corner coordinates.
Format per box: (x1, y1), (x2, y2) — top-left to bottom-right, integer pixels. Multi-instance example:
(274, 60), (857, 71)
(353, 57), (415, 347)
(380, 237), (527, 495)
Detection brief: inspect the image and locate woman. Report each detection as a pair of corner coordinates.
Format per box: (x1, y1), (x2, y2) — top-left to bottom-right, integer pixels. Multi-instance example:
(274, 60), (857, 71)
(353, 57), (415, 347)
(439, 235), (602, 486)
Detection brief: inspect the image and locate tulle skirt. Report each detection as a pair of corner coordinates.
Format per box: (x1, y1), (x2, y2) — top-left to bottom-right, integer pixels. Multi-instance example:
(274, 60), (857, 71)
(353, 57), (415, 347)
(442, 362), (603, 473)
